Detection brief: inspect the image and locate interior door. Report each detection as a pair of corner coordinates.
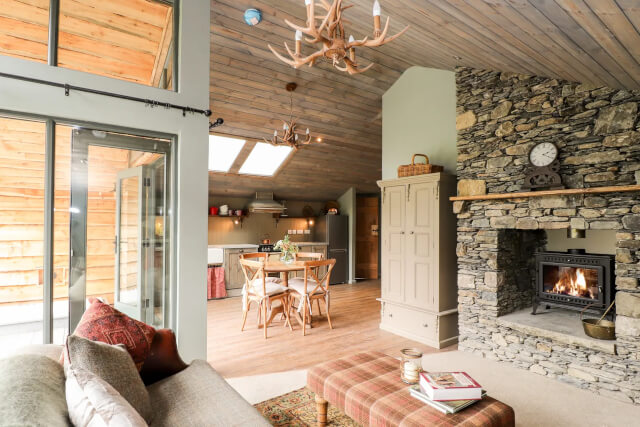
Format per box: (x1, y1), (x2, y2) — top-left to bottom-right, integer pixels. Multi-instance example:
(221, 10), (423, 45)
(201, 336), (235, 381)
(69, 128), (171, 332)
(381, 185), (405, 303)
(356, 196), (379, 279)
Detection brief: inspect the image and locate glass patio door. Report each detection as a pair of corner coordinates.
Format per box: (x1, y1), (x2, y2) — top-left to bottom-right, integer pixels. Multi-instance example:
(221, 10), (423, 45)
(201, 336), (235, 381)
(69, 129), (171, 331)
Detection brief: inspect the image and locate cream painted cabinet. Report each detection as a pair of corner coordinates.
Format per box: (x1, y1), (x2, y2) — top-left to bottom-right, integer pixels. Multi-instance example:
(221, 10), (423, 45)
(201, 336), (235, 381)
(378, 173), (458, 349)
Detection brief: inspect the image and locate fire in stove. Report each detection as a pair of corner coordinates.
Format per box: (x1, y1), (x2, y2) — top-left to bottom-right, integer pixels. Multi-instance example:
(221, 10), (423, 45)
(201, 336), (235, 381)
(549, 267), (596, 299)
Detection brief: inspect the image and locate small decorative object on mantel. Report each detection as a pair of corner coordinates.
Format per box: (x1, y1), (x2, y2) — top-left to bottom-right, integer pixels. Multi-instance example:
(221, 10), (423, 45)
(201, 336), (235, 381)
(268, 0), (409, 75)
(522, 142), (564, 190)
(265, 83), (319, 150)
(399, 348), (423, 384)
(274, 235), (299, 264)
(398, 154), (443, 177)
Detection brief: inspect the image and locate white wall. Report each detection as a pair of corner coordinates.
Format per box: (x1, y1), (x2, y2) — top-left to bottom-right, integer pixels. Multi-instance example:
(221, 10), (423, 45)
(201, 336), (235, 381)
(0, 0), (211, 361)
(338, 187), (356, 284)
(382, 67), (457, 179)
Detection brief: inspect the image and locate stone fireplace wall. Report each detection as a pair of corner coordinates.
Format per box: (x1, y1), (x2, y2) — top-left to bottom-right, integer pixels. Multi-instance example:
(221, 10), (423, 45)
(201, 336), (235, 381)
(455, 67), (640, 403)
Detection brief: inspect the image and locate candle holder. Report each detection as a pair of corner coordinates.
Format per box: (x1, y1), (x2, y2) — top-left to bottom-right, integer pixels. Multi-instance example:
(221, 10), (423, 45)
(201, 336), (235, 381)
(399, 348), (423, 384)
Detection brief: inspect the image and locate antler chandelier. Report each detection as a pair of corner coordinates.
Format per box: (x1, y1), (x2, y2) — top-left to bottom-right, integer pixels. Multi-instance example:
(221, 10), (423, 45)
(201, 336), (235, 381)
(265, 82), (318, 150)
(269, 0), (409, 75)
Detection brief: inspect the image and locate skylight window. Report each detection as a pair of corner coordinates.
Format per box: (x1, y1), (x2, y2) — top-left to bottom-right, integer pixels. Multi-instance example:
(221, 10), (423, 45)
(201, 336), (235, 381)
(208, 135), (245, 172)
(239, 143), (293, 176)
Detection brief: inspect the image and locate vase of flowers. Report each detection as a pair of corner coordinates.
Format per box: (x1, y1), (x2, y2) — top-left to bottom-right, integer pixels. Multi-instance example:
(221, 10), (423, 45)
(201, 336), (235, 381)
(274, 235), (299, 264)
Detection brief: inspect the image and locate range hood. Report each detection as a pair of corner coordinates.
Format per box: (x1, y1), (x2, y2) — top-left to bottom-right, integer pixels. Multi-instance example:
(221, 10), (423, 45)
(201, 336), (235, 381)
(247, 192), (286, 214)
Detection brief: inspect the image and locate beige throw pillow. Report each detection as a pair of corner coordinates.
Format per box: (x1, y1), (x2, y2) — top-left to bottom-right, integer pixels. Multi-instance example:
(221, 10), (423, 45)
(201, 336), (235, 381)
(66, 335), (153, 423)
(66, 365), (148, 427)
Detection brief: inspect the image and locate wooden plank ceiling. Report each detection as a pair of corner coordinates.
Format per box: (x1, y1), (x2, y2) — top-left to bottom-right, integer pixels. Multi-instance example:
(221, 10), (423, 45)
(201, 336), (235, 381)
(210, 0), (640, 201)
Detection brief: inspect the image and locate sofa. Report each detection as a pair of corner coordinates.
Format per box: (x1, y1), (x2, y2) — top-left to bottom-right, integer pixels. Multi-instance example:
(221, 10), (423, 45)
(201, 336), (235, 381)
(0, 341), (270, 427)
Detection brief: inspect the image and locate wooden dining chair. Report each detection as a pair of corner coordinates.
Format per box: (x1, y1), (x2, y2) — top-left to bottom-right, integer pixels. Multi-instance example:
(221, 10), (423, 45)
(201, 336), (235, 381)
(294, 252), (324, 314)
(287, 259), (336, 336)
(239, 257), (292, 339)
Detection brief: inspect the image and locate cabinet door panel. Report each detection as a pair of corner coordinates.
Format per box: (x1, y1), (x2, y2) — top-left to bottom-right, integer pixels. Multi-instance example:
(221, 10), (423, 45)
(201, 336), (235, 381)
(225, 250), (245, 289)
(381, 185), (405, 302)
(405, 182), (437, 309)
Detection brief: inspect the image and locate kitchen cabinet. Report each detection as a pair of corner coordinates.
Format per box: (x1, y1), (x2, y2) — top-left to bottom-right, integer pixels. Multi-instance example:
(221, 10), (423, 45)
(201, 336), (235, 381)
(377, 173), (458, 349)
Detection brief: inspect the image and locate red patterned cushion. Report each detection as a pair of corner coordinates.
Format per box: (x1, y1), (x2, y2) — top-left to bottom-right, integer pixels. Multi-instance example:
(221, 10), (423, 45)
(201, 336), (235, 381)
(73, 299), (156, 370)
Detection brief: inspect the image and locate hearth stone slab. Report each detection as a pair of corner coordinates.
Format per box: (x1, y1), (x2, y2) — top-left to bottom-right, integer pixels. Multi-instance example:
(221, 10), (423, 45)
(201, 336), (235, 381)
(497, 308), (617, 355)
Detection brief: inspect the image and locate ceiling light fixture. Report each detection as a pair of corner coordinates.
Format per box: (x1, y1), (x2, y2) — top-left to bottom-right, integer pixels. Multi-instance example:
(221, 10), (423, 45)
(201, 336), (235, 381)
(268, 0), (409, 75)
(265, 82), (319, 150)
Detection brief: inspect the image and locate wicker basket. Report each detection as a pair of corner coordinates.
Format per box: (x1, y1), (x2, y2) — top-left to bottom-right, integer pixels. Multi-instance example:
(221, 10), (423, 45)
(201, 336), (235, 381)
(397, 154), (443, 177)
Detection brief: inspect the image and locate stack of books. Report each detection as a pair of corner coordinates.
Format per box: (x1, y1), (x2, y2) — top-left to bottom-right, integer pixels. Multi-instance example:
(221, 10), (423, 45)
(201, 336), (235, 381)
(409, 371), (485, 414)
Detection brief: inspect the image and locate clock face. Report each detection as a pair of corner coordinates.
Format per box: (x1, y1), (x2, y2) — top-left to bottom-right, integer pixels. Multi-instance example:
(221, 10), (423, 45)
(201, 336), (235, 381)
(529, 142), (558, 167)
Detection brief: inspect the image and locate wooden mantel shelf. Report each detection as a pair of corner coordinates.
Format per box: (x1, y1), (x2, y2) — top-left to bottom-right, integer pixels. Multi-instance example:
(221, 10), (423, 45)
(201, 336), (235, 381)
(449, 185), (640, 202)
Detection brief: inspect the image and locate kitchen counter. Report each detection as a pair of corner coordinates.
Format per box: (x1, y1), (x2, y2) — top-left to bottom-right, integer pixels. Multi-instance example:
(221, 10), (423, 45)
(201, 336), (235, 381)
(208, 244), (259, 249)
(295, 242), (328, 246)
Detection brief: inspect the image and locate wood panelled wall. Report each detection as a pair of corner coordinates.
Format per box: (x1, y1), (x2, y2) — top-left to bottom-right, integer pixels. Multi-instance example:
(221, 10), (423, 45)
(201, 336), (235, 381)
(0, 0), (173, 86)
(0, 118), (130, 306)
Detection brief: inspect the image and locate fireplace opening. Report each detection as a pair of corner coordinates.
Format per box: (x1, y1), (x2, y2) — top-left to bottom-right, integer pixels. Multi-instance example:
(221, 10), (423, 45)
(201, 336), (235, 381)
(533, 250), (614, 316)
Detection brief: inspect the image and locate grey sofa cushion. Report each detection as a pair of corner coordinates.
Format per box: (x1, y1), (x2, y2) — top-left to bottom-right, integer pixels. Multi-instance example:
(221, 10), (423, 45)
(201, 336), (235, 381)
(147, 360), (270, 427)
(66, 335), (153, 424)
(0, 354), (71, 427)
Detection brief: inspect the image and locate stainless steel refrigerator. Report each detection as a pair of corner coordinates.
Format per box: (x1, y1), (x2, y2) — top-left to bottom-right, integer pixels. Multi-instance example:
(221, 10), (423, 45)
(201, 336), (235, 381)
(315, 215), (349, 284)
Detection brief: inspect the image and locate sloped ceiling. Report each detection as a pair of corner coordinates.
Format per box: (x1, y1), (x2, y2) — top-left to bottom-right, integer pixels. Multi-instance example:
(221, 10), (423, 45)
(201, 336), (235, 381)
(210, 0), (640, 200)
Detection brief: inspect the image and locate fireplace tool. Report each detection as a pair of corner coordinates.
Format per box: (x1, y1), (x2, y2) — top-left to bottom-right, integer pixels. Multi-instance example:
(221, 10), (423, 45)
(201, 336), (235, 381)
(581, 301), (615, 340)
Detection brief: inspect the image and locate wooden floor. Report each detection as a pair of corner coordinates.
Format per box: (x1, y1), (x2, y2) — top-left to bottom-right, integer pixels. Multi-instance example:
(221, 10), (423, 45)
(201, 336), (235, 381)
(207, 280), (456, 378)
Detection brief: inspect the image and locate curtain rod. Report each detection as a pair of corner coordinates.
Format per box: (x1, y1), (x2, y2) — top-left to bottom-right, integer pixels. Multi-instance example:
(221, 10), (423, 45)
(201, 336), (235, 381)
(0, 71), (212, 117)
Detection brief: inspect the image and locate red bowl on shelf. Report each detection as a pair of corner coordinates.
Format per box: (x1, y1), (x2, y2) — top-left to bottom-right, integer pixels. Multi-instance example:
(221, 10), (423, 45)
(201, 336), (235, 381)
(209, 206), (219, 216)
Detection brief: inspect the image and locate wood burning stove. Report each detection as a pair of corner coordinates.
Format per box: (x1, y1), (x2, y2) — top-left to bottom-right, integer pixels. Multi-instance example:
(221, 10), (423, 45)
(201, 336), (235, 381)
(532, 249), (615, 316)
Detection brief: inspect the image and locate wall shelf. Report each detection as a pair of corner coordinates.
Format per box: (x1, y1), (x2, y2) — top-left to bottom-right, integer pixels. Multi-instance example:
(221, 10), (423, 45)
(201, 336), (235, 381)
(449, 184), (640, 202)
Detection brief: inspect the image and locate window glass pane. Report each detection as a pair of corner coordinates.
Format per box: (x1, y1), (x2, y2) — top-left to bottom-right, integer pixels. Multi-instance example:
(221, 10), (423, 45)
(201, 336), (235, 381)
(58, 0), (176, 89)
(239, 143), (292, 176)
(0, 0), (49, 63)
(209, 135), (245, 172)
(0, 117), (46, 356)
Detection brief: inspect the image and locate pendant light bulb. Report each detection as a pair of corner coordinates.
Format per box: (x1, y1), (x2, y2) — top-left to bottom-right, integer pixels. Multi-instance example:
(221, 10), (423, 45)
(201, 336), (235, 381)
(295, 30), (303, 41)
(373, 0), (381, 16)
(306, 128), (310, 134)
(349, 35), (355, 43)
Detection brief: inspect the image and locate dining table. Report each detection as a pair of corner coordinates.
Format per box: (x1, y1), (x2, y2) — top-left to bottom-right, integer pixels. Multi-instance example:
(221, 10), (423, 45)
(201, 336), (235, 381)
(262, 259), (310, 329)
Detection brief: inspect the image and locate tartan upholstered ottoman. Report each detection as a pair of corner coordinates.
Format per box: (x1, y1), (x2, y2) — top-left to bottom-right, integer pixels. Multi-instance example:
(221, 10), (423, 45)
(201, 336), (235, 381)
(307, 351), (515, 427)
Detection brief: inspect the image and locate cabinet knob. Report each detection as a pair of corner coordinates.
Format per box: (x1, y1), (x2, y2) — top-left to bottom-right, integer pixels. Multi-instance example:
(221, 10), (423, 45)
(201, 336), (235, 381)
(400, 231), (405, 234)
(422, 323), (428, 328)
(389, 313), (393, 318)
(410, 231), (414, 235)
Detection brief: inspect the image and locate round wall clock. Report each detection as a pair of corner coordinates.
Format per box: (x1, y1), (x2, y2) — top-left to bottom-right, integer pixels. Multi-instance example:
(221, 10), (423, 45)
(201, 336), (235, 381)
(529, 142), (558, 167)
(523, 142), (563, 190)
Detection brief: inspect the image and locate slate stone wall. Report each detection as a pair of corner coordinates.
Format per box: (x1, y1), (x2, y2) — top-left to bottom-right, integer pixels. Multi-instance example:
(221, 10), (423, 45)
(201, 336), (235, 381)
(455, 67), (640, 404)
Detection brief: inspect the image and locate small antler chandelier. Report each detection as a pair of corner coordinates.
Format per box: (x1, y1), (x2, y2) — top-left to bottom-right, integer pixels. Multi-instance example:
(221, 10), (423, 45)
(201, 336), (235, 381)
(265, 83), (318, 149)
(269, 0), (409, 75)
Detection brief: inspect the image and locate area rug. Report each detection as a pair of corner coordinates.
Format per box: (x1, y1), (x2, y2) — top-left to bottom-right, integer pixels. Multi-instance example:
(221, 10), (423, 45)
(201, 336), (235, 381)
(254, 387), (359, 426)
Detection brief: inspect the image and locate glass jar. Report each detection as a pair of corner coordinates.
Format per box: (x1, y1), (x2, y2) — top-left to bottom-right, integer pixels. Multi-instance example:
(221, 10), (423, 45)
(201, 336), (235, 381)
(280, 252), (294, 264)
(400, 348), (423, 384)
